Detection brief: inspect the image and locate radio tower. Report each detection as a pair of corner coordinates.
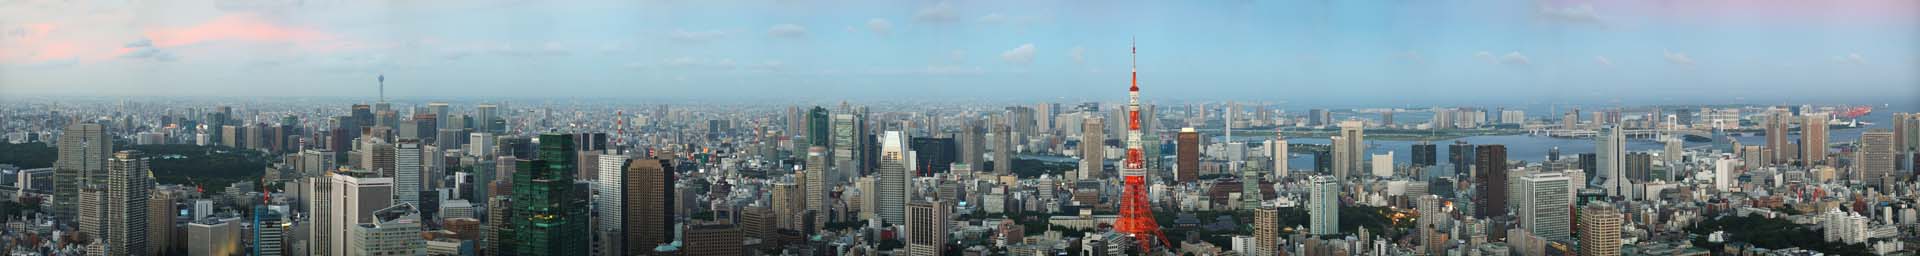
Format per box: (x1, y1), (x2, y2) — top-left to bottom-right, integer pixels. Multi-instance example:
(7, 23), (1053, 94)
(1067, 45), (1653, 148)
(1115, 40), (1169, 250)
(615, 110), (626, 152)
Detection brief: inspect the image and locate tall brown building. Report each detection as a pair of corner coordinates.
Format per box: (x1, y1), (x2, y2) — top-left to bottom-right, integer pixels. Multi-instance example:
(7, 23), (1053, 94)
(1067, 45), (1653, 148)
(1177, 128), (1200, 183)
(1475, 144), (1508, 218)
(624, 159), (676, 254)
(1578, 202), (1622, 256)
(1766, 111), (1794, 165)
(1803, 113), (1830, 166)
(682, 223), (744, 256)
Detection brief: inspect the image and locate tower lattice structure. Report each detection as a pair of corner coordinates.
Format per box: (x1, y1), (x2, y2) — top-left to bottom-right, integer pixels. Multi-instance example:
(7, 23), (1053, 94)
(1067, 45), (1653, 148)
(1114, 41), (1169, 250)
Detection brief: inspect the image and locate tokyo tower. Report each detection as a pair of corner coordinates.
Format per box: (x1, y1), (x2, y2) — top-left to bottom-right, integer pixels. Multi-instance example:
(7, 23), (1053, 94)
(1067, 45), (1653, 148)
(1115, 41), (1169, 250)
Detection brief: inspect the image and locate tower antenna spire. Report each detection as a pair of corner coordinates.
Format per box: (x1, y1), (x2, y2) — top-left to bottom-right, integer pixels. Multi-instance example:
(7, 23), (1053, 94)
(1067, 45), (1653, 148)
(378, 74), (386, 103)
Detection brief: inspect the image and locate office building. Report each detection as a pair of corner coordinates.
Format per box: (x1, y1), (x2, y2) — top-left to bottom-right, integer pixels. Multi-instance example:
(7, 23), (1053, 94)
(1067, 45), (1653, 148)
(1766, 111), (1793, 165)
(253, 205), (286, 256)
(1270, 137), (1291, 179)
(833, 113), (865, 183)
(1859, 130), (1895, 185)
(351, 203), (425, 256)
(1517, 172), (1571, 241)
(907, 199), (952, 256)
(801, 148), (829, 232)
(878, 131), (911, 225)
(908, 138), (956, 176)
(993, 119), (1014, 175)
(187, 217), (241, 256)
(1597, 126), (1627, 197)
(682, 224), (743, 256)
(1083, 117), (1107, 180)
(1177, 128), (1199, 182)
(1412, 142), (1437, 167)
(1625, 152), (1652, 183)
(55, 123), (111, 220)
(509, 133), (591, 255)
(327, 170), (393, 255)
(396, 141), (423, 207)
(1449, 141), (1474, 178)
(1254, 207), (1282, 256)
(1475, 145), (1508, 219)
(1339, 120), (1367, 179)
(594, 153), (628, 256)
(103, 150), (152, 256)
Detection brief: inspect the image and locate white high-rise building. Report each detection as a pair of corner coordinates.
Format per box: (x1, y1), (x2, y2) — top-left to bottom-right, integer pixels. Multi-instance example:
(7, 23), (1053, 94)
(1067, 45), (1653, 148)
(1597, 125), (1628, 197)
(1715, 155), (1736, 191)
(594, 152), (628, 255)
(395, 142), (422, 207)
(1372, 151), (1395, 178)
(878, 131), (912, 225)
(1308, 175), (1340, 235)
(1518, 172), (1571, 241)
(468, 133), (495, 157)
(1270, 137), (1289, 179)
(328, 171), (394, 255)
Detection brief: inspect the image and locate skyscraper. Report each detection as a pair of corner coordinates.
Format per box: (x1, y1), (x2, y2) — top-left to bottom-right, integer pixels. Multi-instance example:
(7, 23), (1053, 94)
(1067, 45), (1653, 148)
(1803, 113), (1830, 166)
(1340, 120), (1367, 179)
(1766, 111), (1794, 165)
(1253, 207), (1282, 256)
(1577, 202), (1622, 256)
(617, 158), (674, 253)
(475, 104), (500, 133)
(833, 113), (865, 181)
(509, 133), (590, 255)
(593, 153), (628, 256)
(252, 205), (285, 256)
(878, 131), (911, 225)
(1308, 175), (1341, 235)
(55, 123), (110, 221)
(960, 118), (985, 172)
(907, 199), (952, 256)
(149, 187), (184, 256)
(351, 203), (425, 255)
(1596, 126), (1628, 197)
(993, 120), (1014, 175)
(1270, 137), (1290, 179)
(1858, 130), (1895, 185)
(1082, 117), (1106, 180)
(104, 150), (152, 256)
(328, 170), (394, 255)
(1449, 141), (1475, 178)
(1412, 141), (1437, 168)
(1517, 172), (1571, 241)
(1332, 136), (1349, 179)
(1176, 128), (1199, 182)
(395, 141), (423, 207)
(801, 147), (829, 232)
(1475, 145), (1508, 219)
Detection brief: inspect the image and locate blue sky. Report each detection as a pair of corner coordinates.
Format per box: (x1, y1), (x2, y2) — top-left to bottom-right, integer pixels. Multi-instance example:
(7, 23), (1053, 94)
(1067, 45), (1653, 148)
(2, 0), (1915, 106)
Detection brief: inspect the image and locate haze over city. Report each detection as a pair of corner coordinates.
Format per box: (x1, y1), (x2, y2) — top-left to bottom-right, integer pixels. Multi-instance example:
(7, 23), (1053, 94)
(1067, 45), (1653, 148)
(3, 1), (1920, 256)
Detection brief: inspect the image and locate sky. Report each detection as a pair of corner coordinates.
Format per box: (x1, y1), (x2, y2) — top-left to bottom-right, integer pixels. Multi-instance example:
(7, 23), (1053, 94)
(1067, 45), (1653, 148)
(1, 0), (1916, 106)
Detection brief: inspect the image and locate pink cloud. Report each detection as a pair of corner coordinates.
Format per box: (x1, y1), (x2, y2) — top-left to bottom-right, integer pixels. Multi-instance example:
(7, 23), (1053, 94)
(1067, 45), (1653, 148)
(142, 14), (334, 48)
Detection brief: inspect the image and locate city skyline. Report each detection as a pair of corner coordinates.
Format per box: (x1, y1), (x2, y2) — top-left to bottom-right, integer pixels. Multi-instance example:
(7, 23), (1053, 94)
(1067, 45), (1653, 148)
(3, 0), (1917, 105)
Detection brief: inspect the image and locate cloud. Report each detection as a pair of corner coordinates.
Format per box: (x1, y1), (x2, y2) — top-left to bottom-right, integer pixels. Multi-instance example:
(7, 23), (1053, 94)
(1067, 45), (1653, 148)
(1538, 4), (1601, 23)
(1594, 56), (1613, 66)
(1474, 51), (1496, 62)
(118, 38), (178, 62)
(668, 29), (729, 43)
(867, 18), (892, 35)
(767, 24), (808, 38)
(1000, 43), (1035, 64)
(1831, 53), (1866, 65)
(1398, 50), (1424, 63)
(1069, 46), (1086, 64)
(142, 14), (334, 48)
(915, 2), (959, 23)
(1663, 50), (1695, 65)
(1500, 52), (1530, 65)
(950, 49), (967, 63)
(663, 56), (736, 69)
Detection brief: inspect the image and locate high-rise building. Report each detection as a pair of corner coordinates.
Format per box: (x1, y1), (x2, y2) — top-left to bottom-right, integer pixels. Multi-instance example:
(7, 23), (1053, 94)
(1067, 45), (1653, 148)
(484, 196), (513, 256)
(907, 199), (952, 256)
(1339, 120), (1367, 179)
(77, 185), (106, 251)
(1766, 111), (1794, 165)
(103, 150), (152, 256)
(1308, 175), (1341, 235)
(801, 147), (829, 232)
(1270, 137), (1290, 179)
(878, 131), (911, 225)
(475, 104), (500, 133)
(395, 141), (423, 207)
(993, 120), (1014, 175)
(908, 138), (956, 176)
(1449, 141), (1475, 178)
(55, 123), (110, 220)
(1596, 126), (1628, 197)
(1715, 155), (1736, 191)
(833, 113), (865, 183)
(1309, 109), (1330, 126)
(1412, 142), (1437, 168)
(1253, 207), (1282, 256)
(1517, 172), (1571, 241)
(351, 203), (425, 256)
(593, 153), (628, 256)
(1803, 113), (1830, 165)
(1577, 202), (1622, 256)
(328, 170), (394, 255)
(1475, 145), (1508, 219)
(1858, 130), (1895, 185)
(509, 133), (590, 255)
(305, 174), (333, 256)
(149, 187), (184, 256)
(682, 223), (743, 256)
(252, 205), (286, 256)
(1176, 128), (1199, 182)
(1625, 152), (1652, 183)
(1332, 136), (1349, 179)
(959, 118), (985, 172)
(1082, 117), (1107, 180)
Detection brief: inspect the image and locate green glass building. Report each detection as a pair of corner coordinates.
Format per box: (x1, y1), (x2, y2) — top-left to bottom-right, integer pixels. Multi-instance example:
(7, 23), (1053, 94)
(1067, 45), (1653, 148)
(507, 133), (590, 255)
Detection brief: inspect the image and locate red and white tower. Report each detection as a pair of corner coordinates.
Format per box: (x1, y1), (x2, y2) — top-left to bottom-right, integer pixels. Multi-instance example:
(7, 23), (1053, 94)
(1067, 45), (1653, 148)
(1115, 41), (1169, 250)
